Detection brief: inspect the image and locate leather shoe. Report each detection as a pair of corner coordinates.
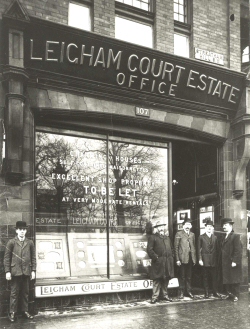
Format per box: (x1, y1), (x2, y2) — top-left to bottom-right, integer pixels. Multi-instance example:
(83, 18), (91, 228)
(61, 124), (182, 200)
(178, 290), (184, 299)
(151, 299), (157, 304)
(8, 313), (15, 323)
(23, 312), (34, 319)
(186, 292), (194, 299)
(213, 292), (222, 298)
(163, 296), (173, 302)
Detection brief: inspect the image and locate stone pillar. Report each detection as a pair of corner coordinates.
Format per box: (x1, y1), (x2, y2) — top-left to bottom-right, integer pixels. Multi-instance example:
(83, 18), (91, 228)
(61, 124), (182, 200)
(0, 1), (35, 316)
(3, 67), (28, 184)
(219, 87), (249, 290)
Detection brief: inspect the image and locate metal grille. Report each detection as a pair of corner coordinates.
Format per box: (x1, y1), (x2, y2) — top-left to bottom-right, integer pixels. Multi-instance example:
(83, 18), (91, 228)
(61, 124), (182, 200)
(116, 0), (151, 12)
(174, 0), (187, 23)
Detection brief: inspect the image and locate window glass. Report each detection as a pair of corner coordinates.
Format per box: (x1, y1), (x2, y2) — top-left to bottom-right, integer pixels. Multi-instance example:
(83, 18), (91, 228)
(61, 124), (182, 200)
(174, 33), (189, 57)
(173, 0), (186, 23)
(68, 2), (91, 31)
(242, 46), (249, 63)
(115, 16), (153, 48)
(35, 132), (168, 280)
(116, 0), (151, 11)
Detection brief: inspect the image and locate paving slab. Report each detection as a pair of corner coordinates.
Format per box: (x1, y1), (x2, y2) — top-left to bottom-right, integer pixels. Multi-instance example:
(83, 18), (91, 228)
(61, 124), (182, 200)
(0, 293), (249, 329)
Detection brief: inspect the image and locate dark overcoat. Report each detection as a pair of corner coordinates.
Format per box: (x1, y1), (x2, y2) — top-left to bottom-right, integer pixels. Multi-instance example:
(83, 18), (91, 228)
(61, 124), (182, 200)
(174, 230), (196, 264)
(221, 232), (242, 284)
(147, 233), (174, 280)
(198, 233), (218, 267)
(4, 237), (36, 276)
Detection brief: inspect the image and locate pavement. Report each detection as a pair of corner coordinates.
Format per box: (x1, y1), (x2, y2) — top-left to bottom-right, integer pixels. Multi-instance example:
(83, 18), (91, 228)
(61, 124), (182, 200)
(0, 292), (249, 329)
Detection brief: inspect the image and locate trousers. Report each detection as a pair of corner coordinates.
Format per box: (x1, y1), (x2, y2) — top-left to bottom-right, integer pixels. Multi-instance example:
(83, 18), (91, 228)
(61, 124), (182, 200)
(10, 275), (30, 313)
(225, 283), (240, 298)
(179, 255), (193, 293)
(152, 278), (170, 300)
(203, 266), (218, 293)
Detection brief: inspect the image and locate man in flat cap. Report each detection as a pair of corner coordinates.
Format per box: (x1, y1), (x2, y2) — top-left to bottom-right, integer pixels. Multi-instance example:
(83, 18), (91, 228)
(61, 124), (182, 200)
(174, 218), (196, 299)
(147, 219), (174, 303)
(219, 218), (242, 301)
(198, 219), (221, 298)
(4, 221), (36, 322)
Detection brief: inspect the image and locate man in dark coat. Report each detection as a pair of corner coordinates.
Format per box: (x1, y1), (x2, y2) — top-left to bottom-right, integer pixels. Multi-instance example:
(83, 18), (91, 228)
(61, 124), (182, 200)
(198, 219), (221, 298)
(220, 218), (242, 301)
(147, 220), (174, 303)
(4, 221), (36, 322)
(174, 218), (196, 299)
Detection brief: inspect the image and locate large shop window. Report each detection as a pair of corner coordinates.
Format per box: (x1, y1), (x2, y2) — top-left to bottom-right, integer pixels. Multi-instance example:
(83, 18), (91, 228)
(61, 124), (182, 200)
(35, 131), (168, 280)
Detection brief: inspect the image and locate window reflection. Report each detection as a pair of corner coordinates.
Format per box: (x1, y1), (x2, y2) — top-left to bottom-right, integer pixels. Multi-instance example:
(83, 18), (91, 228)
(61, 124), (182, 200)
(35, 132), (168, 279)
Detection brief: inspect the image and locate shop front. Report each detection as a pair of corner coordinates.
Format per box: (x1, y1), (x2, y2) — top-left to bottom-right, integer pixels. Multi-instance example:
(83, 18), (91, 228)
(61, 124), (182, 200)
(1, 3), (247, 312)
(34, 130), (171, 296)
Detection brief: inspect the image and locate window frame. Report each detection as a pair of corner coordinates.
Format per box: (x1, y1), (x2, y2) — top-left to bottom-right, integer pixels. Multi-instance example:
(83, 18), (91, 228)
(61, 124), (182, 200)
(173, 0), (188, 24)
(116, 0), (153, 13)
(68, 0), (93, 31)
(174, 31), (190, 58)
(35, 126), (170, 280)
(174, 0), (192, 58)
(115, 1), (155, 47)
(115, 1), (154, 26)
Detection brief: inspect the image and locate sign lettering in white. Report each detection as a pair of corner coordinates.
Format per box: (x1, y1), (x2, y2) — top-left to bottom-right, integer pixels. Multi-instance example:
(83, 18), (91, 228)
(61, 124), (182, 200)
(195, 48), (224, 66)
(135, 107), (150, 117)
(35, 278), (179, 298)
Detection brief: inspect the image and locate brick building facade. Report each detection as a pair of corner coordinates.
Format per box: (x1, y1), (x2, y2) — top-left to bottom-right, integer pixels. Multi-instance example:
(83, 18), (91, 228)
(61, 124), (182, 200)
(0, 0), (249, 316)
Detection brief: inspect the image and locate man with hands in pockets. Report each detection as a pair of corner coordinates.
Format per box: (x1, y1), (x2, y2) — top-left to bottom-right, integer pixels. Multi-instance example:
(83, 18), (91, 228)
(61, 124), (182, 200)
(198, 219), (221, 298)
(147, 219), (175, 304)
(174, 218), (196, 299)
(220, 218), (242, 302)
(4, 221), (36, 322)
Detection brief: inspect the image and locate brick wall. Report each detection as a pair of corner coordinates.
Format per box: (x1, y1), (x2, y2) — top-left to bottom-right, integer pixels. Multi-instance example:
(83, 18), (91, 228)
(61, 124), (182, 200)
(0, 0), (243, 71)
(155, 0), (174, 53)
(193, 0), (241, 71)
(93, 0), (115, 37)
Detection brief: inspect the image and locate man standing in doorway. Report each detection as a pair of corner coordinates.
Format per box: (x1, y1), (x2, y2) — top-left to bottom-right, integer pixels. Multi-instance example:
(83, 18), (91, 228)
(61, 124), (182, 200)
(174, 218), (196, 299)
(147, 220), (174, 303)
(4, 221), (36, 322)
(198, 219), (221, 298)
(220, 218), (242, 301)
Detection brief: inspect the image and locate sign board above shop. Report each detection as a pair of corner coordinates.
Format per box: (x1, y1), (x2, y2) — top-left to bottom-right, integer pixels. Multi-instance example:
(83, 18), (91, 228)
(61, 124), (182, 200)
(18, 17), (245, 114)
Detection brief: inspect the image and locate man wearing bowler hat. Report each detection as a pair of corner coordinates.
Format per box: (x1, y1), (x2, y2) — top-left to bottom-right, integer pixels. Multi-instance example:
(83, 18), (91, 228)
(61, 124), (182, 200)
(198, 219), (221, 298)
(4, 221), (36, 322)
(220, 218), (242, 301)
(174, 218), (196, 299)
(147, 219), (174, 303)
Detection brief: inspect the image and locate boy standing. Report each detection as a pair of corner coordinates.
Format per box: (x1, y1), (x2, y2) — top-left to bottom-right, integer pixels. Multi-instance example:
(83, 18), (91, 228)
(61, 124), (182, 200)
(4, 221), (36, 322)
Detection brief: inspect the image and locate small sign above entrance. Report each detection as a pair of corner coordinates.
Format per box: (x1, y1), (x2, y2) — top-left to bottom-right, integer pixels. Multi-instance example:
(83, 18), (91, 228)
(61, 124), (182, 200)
(135, 107), (150, 118)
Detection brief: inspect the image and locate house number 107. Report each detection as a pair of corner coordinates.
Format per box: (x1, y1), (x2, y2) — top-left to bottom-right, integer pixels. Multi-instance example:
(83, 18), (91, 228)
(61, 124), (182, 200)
(135, 107), (150, 117)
